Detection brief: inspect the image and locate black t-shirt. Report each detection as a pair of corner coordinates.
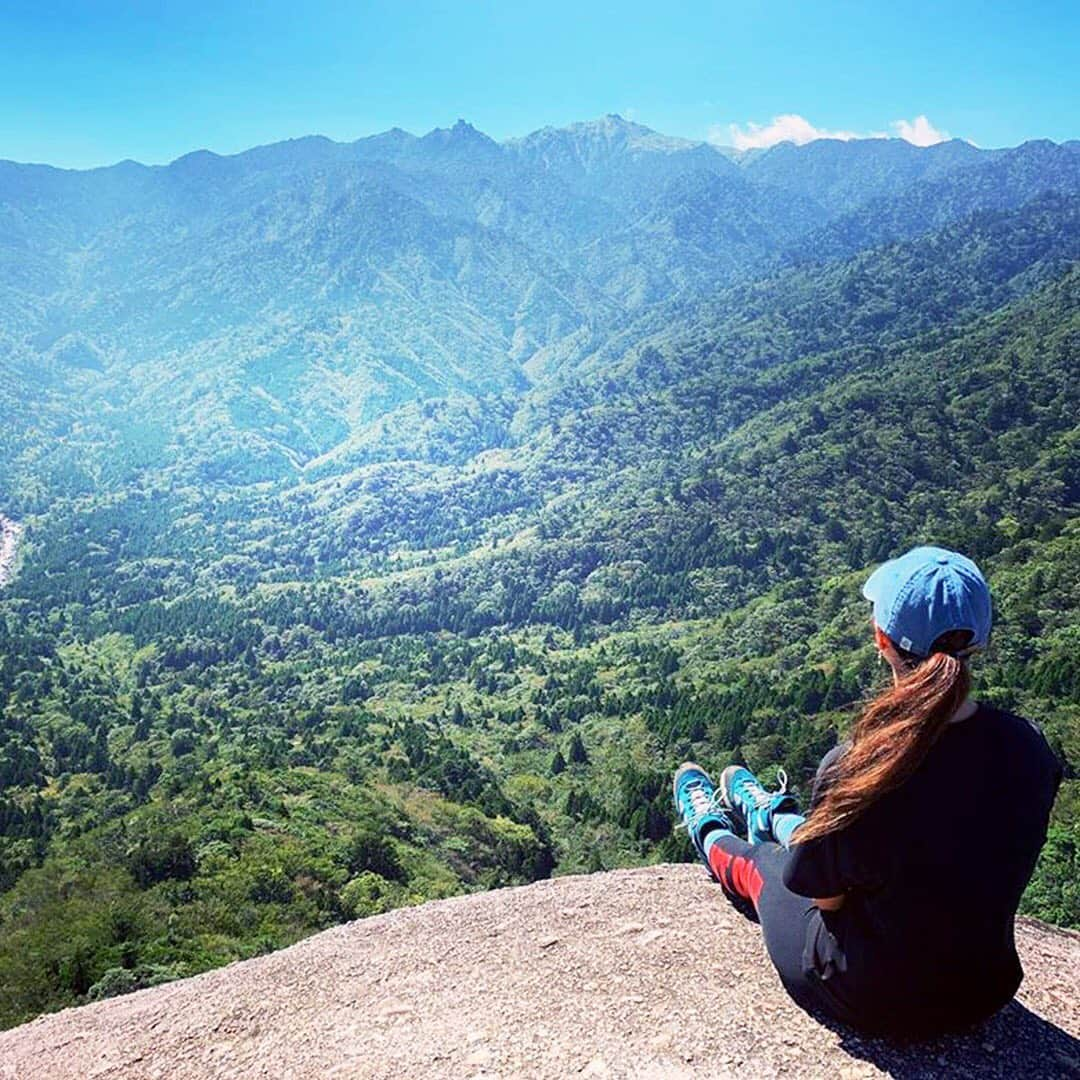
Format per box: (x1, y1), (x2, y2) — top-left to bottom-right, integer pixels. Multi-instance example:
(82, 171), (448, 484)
(783, 703), (1063, 1036)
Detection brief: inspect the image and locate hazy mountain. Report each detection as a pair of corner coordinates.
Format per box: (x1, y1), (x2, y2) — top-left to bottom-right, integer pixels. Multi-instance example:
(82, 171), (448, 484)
(787, 139), (1080, 263)
(505, 114), (732, 200)
(740, 136), (988, 214)
(5, 118), (1079, 497)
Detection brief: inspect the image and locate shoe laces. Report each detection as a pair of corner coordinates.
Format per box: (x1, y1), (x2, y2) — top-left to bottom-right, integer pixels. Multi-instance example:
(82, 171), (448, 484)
(679, 778), (727, 834)
(742, 768), (789, 811)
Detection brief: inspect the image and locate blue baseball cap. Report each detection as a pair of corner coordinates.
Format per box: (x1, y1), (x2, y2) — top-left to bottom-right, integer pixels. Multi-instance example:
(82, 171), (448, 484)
(862, 545), (991, 658)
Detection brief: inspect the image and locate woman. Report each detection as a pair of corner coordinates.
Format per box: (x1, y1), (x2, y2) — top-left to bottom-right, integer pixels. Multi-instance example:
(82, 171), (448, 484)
(673, 545), (1062, 1038)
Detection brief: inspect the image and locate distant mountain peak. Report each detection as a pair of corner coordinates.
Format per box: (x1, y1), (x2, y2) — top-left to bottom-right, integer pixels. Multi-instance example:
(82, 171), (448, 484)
(167, 148), (227, 176)
(421, 118), (498, 149)
(171, 148), (222, 166)
(351, 127), (418, 156)
(509, 114), (702, 158)
(590, 113), (653, 134)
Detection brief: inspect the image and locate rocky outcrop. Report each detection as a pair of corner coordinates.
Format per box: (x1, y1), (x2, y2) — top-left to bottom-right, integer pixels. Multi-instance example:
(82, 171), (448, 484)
(0, 515), (20, 589)
(1, 865), (1077, 1078)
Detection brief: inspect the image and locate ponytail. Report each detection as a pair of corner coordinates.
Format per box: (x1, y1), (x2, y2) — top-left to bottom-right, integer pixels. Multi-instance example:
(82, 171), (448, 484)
(794, 628), (974, 844)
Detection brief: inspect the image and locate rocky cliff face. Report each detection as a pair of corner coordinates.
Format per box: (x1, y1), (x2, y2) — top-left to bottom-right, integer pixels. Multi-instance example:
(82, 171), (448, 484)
(0, 515), (20, 589)
(1, 864), (1077, 1079)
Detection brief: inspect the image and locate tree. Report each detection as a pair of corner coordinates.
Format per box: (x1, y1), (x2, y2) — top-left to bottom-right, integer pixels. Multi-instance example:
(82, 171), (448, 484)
(126, 833), (196, 888)
(342, 828), (407, 883)
(567, 734), (589, 766)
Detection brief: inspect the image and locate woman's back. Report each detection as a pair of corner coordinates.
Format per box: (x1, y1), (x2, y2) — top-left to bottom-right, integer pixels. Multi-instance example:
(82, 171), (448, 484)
(786, 705), (1062, 1034)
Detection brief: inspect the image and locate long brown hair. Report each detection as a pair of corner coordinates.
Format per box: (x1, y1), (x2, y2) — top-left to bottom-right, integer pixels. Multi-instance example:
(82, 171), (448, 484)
(794, 628), (975, 844)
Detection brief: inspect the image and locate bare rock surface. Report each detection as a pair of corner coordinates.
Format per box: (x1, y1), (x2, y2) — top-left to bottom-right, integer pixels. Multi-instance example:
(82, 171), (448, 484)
(0, 515), (21, 589)
(2, 864), (1078, 1079)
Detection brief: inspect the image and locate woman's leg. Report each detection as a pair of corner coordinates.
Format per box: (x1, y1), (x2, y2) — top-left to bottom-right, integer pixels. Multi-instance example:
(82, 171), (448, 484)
(675, 762), (848, 1023)
(703, 832), (832, 1015)
(704, 830), (768, 908)
(771, 810), (806, 849)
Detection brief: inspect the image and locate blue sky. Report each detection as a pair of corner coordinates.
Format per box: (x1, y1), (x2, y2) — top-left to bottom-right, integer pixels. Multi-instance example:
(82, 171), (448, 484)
(3, 1), (1078, 168)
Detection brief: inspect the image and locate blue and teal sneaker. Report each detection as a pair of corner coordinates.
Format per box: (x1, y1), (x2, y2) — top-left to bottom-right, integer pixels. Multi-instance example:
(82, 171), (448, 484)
(672, 762), (737, 861)
(720, 765), (800, 845)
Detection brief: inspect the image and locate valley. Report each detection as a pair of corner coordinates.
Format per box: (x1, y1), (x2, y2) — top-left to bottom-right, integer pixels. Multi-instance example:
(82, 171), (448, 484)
(0, 117), (1077, 1030)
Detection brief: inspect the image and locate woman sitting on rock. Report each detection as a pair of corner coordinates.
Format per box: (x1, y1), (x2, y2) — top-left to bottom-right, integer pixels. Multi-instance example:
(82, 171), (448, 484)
(673, 545), (1062, 1038)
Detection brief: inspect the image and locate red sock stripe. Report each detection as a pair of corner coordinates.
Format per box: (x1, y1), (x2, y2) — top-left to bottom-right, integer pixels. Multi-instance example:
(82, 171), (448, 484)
(707, 842), (765, 908)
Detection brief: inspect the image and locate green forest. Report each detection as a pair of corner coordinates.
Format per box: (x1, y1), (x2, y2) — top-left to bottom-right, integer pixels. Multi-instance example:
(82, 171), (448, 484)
(1, 122), (1077, 1030)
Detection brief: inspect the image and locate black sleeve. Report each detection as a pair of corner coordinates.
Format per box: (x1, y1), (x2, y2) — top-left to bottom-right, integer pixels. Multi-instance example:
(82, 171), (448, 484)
(1020, 714), (1064, 800)
(783, 824), (878, 898)
(1043, 731), (1064, 791)
(809, 741), (848, 809)
(785, 741), (878, 898)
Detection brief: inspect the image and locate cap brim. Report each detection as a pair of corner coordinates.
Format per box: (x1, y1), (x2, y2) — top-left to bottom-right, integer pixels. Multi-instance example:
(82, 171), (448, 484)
(862, 561), (892, 602)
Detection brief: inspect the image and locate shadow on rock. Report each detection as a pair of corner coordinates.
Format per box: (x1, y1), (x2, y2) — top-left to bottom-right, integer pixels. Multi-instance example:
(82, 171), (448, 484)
(828, 1000), (1080, 1080)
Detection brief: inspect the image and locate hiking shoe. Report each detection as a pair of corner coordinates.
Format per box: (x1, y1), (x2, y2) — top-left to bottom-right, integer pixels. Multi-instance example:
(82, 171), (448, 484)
(672, 762), (737, 861)
(720, 765), (800, 845)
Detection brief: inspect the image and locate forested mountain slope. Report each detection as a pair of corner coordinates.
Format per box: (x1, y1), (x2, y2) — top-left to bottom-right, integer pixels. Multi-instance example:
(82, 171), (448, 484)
(4, 119), (1080, 501)
(526, 191), (1080, 391)
(0, 120), (1077, 1030)
(788, 140), (1080, 264)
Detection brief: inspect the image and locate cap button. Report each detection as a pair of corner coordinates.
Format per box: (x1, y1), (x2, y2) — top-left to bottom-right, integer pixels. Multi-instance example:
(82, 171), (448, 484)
(936, 556), (949, 564)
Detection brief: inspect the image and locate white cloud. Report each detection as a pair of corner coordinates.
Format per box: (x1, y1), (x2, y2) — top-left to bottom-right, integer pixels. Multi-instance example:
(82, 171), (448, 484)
(717, 114), (863, 151)
(890, 115), (949, 146)
(713, 113), (950, 151)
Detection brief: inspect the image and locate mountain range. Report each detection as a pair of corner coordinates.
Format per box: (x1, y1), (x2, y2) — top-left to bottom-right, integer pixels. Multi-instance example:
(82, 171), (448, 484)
(3, 116), (1079, 494)
(0, 116), (1077, 1029)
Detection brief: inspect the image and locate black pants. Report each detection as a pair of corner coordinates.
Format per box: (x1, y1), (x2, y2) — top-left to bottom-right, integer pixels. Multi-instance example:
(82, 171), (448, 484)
(706, 833), (849, 1023)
